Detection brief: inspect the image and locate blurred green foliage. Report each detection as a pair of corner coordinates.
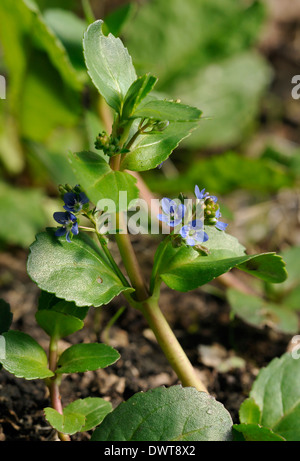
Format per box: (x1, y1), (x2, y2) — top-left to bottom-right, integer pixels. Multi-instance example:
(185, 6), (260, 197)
(0, 0), (298, 248)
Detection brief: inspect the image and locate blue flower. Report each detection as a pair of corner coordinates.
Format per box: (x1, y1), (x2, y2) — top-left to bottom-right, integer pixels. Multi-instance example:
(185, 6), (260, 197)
(215, 209), (228, 231)
(158, 198), (186, 227)
(63, 191), (89, 213)
(179, 219), (209, 246)
(53, 211), (79, 243)
(195, 185), (217, 203)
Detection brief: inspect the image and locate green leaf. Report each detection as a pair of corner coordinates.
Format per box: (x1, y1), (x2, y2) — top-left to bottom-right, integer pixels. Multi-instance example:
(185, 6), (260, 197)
(240, 353), (300, 441)
(238, 398), (261, 425)
(27, 230), (132, 307)
(35, 310), (84, 339)
(56, 343), (120, 374)
(83, 19), (137, 112)
(43, 8), (88, 76)
(227, 289), (299, 335)
(0, 299), (13, 335)
(44, 407), (85, 436)
(122, 74), (158, 120)
(120, 121), (200, 171)
(233, 424), (285, 441)
(68, 150), (139, 211)
(152, 228), (287, 293)
(38, 291), (89, 320)
(0, 182), (48, 247)
(20, 56), (81, 142)
(91, 385), (233, 441)
(64, 398), (112, 432)
(0, 331), (54, 379)
(0, 0), (82, 114)
(132, 100), (202, 122)
(237, 253), (289, 284)
(44, 397), (112, 435)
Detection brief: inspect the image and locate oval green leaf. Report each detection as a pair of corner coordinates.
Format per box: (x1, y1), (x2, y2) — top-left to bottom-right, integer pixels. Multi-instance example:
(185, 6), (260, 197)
(0, 331), (53, 380)
(83, 19), (137, 113)
(35, 310), (84, 340)
(91, 385), (233, 441)
(56, 343), (120, 374)
(27, 230), (132, 307)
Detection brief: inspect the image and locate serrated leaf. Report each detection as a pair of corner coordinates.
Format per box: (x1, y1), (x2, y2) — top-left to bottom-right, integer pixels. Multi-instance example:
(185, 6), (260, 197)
(91, 385), (233, 441)
(27, 230), (132, 307)
(240, 353), (300, 441)
(151, 228), (287, 293)
(0, 299), (13, 334)
(120, 120), (200, 171)
(68, 150), (139, 211)
(35, 310), (84, 339)
(56, 343), (120, 374)
(132, 100), (202, 122)
(44, 397), (112, 435)
(0, 331), (53, 379)
(83, 19), (136, 112)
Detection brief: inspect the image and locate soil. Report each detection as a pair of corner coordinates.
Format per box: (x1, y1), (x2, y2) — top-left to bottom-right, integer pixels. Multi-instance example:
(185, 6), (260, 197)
(0, 0), (299, 442)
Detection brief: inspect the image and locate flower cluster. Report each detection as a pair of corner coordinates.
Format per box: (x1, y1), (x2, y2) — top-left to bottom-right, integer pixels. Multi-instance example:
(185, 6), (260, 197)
(53, 185), (89, 242)
(158, 186), (227, 248)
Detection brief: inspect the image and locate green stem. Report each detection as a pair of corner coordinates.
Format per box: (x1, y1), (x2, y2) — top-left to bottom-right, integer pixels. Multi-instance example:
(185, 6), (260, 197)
(115, 212), (149, 301)
(140, 297), (208, 393)
(48, 336), (70, 442)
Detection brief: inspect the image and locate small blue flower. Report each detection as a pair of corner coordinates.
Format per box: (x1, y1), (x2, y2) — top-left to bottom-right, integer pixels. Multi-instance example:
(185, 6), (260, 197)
(180, 219), (209, 246)
(63, 191), (89, 213)
(195, 185), (217, 203)
(53, 211), (79, 243)
(215, 209), (228, 231)
(158, 198), (186, 227)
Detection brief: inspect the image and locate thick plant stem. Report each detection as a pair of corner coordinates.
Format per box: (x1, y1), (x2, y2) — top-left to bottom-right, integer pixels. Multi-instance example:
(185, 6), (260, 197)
(48, 337), (70, 441)
(139, 298), (208, 393)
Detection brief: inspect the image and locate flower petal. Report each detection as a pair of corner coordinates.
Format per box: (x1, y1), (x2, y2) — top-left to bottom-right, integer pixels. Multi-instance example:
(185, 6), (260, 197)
(215, 221), (228, 231)
(179, 225), (189, 238)
(55, 227), (66, 237)
(53, 212), (68, 224)
(186, 237), (196, 246)
(71, 222), (79, 235)
(161, 198), (173, 214)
